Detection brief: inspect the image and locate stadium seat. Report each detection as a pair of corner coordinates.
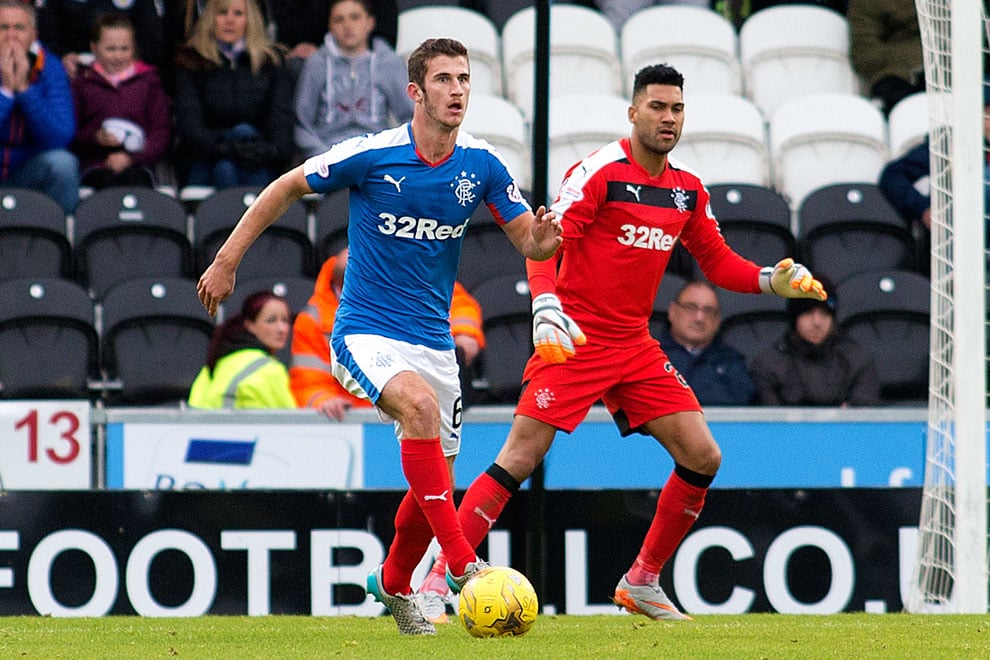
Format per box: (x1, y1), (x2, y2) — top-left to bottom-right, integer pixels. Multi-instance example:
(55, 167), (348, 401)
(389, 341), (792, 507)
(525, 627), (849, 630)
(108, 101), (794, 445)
(769, 92), (888, 209)
(716, 289), (789, 366)
(797, 183), (917, 284)
(888, 92), (929, 157)
(0, 187), (71, 282)
(194, 186), (314, 278)
(457, 200), (528, 293)
(739, 5), (856, 116)
(460, 94), (531, 190)
(469, 273), (533, 404)
(73, 186), (194, 299)
(676, 93), (770, 187)
(502, 5), (623, 122)
(547, 92), (629, 197)
(621, 5), (741, 96)
(100, 276), (215, 406)
(651, 272), (689, 339)
(313, 188), (350, 264)
(0, 277), (99, 400)
(396, 6), (503, 96)
(835, 269), (930, 405)
(708, 183), (796, 270)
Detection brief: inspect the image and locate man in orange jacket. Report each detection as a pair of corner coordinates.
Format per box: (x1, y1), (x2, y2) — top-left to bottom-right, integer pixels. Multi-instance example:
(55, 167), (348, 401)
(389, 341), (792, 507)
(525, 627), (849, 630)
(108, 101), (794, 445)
(290, 246), (486, 421)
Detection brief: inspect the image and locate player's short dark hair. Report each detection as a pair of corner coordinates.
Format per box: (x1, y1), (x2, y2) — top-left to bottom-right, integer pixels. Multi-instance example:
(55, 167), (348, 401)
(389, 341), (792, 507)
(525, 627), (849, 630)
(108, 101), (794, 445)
(632, 64), (684, 99)
(407, 38), (469, 88)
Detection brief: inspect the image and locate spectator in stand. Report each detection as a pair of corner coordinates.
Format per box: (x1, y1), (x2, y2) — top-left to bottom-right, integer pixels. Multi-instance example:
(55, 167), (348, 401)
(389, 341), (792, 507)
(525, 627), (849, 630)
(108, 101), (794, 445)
(0, 0), (79, 213)
(293, 0), (412, 160)
(847, 0), (924, 117)
(290, 246), (485, 421)
(659, 280), (755, 406)
(37, 0), (164, 79)
(878, 82), (990, 273)
(751, 280), (880, 407)
(164, 1), (394, 88)
(172, 0), (294, 189)
(188, 289), (296, 409)
(71, 12), (171, 190)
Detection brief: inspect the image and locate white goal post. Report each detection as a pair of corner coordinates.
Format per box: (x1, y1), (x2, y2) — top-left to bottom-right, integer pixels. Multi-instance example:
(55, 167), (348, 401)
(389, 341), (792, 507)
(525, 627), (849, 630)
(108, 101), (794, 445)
(905, 0), (988, 613)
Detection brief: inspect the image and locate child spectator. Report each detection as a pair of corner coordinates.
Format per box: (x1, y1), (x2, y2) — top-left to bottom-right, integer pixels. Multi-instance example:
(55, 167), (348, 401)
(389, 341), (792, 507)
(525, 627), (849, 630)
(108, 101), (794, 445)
(71, 13), (171, 190)
(37, 0), (164, 79)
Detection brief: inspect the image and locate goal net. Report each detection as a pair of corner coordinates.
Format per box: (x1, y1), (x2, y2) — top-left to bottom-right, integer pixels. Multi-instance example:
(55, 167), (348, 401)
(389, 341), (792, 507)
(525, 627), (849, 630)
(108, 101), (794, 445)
(905, 0), (989, 613)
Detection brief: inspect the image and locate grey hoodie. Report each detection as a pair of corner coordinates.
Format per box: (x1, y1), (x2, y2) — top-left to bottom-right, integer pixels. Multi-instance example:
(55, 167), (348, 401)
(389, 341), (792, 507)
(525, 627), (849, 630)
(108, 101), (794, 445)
(293, 35), (413, 158)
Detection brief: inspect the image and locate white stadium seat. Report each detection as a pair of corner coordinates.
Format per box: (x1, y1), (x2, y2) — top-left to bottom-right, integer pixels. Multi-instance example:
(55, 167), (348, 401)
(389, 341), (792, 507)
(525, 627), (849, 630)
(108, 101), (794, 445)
(396, 6), (503, 97)
(461, 94), (531, 190)
(547, 92), (630, 198)
(621, 5), (741, 96)
(769, 92), (889, 209)
(888, 92), (929, 157)
(502, 5), (623, 122)
(739, 5), (856, 116)
(677, 93), (770, 186)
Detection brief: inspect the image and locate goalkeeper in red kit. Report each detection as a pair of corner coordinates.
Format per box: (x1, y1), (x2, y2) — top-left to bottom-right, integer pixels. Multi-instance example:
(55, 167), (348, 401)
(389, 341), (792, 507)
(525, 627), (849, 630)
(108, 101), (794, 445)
(417, 63), (828, 622)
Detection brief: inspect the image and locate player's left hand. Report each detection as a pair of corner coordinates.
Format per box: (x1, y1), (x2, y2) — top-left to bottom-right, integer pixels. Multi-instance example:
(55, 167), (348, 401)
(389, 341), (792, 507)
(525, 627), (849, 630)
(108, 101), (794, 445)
(530, 205), (562, 259)
(758, 258), (827, 301)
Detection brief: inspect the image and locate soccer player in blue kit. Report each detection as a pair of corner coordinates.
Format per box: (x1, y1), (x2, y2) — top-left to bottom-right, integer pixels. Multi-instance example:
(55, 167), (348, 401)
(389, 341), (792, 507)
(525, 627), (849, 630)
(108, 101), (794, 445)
(197, 38), (562, 635)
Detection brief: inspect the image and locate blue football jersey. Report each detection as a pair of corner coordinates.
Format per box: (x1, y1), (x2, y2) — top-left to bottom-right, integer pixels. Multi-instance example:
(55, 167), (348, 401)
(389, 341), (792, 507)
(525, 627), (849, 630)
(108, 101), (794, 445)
(303, 124), (531, 350)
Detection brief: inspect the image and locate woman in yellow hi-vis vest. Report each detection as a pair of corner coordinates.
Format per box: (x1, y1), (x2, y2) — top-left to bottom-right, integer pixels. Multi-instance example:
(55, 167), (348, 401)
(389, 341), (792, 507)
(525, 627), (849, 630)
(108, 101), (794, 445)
(188, 290), (296, 409)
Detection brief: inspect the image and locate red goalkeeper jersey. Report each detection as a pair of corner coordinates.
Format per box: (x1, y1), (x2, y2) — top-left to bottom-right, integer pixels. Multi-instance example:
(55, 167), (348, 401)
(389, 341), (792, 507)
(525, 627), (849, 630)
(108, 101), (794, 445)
(529, 138), (763, 346)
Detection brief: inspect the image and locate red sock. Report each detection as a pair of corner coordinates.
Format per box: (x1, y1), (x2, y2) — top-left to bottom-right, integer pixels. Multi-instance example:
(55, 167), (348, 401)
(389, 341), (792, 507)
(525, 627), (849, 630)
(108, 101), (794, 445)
(627, 470), (708, 585)
(399, 437), (476, 577)
(458, 470), (512, 548)
(419, 470), (513, 590)
(382, 489), (433, 595)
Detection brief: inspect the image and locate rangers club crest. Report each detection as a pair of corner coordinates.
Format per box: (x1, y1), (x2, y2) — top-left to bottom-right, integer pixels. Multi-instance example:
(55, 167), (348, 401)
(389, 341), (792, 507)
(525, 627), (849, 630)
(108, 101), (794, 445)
(451, 171), (479, 207)
(671, 187), (690, 212)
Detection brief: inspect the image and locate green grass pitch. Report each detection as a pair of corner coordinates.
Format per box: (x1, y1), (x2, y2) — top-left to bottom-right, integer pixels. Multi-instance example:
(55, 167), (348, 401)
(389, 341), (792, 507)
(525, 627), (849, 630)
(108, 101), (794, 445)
(1, 613), (988, 659)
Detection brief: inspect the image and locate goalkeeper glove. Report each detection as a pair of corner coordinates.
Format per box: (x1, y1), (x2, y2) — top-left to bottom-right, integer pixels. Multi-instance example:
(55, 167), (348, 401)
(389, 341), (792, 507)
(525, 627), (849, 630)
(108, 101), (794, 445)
(532, 293), (586, 363)
(759, 258), (828, 301)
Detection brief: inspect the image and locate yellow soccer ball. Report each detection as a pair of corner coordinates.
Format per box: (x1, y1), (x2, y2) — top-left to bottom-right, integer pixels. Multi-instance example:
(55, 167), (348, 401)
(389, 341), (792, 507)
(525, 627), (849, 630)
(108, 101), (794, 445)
(458, 566), (539, 638)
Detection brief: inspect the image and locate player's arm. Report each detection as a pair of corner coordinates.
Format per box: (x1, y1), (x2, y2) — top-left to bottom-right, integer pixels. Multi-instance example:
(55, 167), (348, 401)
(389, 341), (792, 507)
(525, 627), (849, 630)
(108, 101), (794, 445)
(525, 254), (587, 364)
(500, 205), (563, 261)
(197, 166), (313, 315)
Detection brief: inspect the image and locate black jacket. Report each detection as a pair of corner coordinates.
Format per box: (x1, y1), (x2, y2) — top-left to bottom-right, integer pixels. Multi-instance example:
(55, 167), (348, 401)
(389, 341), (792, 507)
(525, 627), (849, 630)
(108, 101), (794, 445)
(751, 329), (880, 406)
(172, 45), (294, 170)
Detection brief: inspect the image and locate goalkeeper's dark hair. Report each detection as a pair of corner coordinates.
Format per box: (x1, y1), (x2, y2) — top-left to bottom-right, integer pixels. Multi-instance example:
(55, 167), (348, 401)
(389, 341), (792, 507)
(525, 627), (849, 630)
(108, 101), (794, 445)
(632, 64), (684, 100)
(407, 38), (469, 89)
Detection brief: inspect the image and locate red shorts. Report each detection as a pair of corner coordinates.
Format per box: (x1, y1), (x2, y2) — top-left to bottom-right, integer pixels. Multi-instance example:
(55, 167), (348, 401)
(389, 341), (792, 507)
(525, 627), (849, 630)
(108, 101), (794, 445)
(515, 338), (701, 435)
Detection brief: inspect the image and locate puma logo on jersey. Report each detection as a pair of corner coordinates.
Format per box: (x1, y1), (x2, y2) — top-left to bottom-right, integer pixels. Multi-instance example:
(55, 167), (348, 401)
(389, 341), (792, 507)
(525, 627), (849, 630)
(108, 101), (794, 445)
(625, 184), (642, 202)
(423, 490), (449, 502)
(384, 174), (406, 192)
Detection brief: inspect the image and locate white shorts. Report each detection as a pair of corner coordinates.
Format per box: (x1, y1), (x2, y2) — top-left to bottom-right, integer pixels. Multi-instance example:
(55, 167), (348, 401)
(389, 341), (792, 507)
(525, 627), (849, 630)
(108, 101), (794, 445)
(329, 334), (463, 457)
